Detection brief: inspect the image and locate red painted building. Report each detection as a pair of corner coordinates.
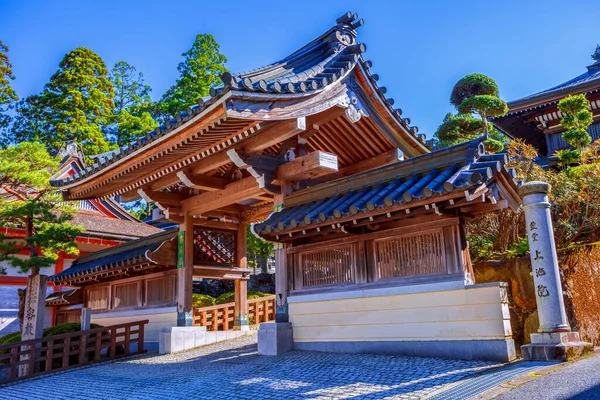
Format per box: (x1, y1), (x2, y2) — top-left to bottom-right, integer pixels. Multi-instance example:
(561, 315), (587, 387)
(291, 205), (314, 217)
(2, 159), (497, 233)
(0, 144), (161, 334)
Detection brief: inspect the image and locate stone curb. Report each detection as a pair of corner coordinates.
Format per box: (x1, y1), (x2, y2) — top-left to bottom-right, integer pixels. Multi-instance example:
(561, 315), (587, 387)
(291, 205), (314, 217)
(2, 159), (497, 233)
(472, 349), (599, 399)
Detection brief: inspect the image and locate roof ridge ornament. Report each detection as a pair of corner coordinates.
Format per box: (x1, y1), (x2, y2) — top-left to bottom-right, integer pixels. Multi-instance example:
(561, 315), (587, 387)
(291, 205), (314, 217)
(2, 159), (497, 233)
(588, 44), (600, 70)
(592, 44), (600, 62)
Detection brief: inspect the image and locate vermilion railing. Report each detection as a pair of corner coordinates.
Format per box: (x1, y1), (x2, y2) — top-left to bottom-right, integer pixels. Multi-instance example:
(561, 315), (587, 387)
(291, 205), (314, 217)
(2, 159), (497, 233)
(0, 320), (148, 384)
(192, 295), (276, 331)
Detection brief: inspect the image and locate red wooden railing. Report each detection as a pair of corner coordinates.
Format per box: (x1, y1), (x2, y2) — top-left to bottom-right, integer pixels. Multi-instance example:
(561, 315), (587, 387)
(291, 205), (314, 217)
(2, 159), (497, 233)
(193, 296), (276, 330)
(0, 320), (148, 384)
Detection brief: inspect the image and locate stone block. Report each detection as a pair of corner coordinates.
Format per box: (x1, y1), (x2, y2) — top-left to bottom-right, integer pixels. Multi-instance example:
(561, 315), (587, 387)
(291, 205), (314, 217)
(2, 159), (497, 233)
(258, 322), (293, 356)
(522, 331), (593, 361)
(159, 326), (207, 354)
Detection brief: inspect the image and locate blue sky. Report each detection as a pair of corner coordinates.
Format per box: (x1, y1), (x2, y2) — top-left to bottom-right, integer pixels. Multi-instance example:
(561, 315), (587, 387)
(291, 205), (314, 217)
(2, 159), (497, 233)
(1, 0), (598, 137)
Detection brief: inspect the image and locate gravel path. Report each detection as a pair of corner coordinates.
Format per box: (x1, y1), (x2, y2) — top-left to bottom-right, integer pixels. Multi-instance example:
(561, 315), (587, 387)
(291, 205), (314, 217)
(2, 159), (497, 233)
(0, 334), (499, 400)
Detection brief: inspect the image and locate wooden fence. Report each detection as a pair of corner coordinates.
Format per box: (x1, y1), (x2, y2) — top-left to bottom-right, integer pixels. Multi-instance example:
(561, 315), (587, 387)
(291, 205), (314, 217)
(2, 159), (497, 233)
(0, 320), (148, 384)
(192, 295), (276, 330)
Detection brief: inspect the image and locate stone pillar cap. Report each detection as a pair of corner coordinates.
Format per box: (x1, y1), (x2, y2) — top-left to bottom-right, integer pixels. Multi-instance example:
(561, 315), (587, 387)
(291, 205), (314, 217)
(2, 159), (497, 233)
(518, 181), (551, 197)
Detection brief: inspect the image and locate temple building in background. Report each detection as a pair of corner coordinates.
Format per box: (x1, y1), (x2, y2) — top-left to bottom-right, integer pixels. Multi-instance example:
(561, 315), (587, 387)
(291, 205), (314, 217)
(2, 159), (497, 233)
(0, 144), (161, 335)
(493, 45), (600, 166)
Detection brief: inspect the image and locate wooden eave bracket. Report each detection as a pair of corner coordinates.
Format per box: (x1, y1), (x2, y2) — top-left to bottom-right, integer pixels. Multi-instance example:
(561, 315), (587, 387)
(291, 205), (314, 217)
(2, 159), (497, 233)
(226, 149), (281, 194)
(276, 150), (339, 182)
(176, 170), (227, 191)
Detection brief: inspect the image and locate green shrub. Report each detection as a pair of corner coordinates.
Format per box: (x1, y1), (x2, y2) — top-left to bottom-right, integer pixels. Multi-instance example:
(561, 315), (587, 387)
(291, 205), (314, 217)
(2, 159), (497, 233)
(192, 293), (216, 308)
(506, 237), (529, 259)
(0, 331), (21, 345)
(468, 235), (495, 262)
(214, 290), (269, 305)
(0, 322), (104, 344)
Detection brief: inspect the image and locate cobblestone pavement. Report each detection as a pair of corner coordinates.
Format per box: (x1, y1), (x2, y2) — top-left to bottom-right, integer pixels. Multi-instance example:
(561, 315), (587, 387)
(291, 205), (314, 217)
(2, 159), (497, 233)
(1, 334), (499, 400)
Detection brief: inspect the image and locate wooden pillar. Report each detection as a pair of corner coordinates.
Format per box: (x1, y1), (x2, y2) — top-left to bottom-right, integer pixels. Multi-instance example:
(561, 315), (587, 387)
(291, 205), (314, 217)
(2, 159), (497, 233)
(233, 279), (249, 330)
(177, 214), (194, 326)
(234, 222), (249, 330)
(274, 181), (292, 322)
(237, 222), (247, 270)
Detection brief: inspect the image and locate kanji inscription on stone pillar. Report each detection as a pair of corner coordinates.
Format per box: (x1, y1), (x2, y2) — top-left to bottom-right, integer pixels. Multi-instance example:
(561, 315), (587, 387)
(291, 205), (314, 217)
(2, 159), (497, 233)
(519, 182), (570, 333)
(19, 274), (48, 377)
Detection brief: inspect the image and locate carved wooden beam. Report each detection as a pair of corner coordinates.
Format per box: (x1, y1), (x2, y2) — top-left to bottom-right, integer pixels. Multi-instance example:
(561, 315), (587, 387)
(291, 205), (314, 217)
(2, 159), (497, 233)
(181, 175), (265, 215)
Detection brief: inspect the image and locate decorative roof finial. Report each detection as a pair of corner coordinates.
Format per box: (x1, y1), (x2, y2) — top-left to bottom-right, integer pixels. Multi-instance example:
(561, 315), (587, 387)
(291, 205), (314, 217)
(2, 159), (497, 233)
(592, 44), (600, 62)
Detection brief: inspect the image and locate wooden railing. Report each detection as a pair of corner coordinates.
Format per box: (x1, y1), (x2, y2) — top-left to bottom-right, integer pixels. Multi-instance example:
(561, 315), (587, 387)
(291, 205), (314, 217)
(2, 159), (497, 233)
(0, 320), (148, 384)
(192, 295), (276, 331)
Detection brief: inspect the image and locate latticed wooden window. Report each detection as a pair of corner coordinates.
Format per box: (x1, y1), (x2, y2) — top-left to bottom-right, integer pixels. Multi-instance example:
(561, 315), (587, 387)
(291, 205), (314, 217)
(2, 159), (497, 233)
(146, 275), (176, 305)
(375, 229), (446, 280)
(300, 244), (356, 288)
(113, 282), (139, 308)
(87, 287), (108, 310)
(194, 228), (235, 265)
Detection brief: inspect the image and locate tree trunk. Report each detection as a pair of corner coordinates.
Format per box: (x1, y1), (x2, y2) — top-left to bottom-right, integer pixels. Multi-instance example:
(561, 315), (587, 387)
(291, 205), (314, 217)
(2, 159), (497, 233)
(259, 253), (269, 274)
(17, 288), (26, 333)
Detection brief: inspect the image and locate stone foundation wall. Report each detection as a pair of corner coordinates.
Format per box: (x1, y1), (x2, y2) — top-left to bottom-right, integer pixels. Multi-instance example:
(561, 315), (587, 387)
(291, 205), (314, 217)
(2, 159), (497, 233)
(473, 243), (600, 348)
(288, 281), (516, 362)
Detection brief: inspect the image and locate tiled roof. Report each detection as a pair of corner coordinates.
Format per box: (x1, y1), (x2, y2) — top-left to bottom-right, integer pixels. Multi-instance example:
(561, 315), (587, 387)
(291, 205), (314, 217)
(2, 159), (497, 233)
(506, 60), (600, 113)
(72, 213), (162, 239)
(51, 229), (177, 283)
(49, 11), (423, 189)
(256, 137), (519, 237)
(45, 289), (82, 306)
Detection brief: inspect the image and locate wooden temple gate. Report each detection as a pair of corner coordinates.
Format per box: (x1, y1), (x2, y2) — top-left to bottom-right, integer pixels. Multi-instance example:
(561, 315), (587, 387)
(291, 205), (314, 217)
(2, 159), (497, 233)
(49, 12), (432, 334)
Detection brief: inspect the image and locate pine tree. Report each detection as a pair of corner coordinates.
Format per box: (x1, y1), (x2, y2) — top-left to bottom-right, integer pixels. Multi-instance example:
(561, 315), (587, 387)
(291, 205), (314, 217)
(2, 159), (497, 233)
(159, 34), (227, 119)
(107, 61), (157, 146)
(0, 142), (81, 275)
(0, 142), (81, 332)
(435, 74), (508, 152)
(556, 94), (593, 165)
(10, 48), (114, 156)
(0, 40), (18, 142)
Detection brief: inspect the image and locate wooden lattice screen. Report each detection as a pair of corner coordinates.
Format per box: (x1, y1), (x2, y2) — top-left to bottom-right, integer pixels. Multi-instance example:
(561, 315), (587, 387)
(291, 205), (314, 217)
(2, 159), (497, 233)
(193, 228), (235, 265)
(375, 229), (446, 280)
(299, 244), (356, 288)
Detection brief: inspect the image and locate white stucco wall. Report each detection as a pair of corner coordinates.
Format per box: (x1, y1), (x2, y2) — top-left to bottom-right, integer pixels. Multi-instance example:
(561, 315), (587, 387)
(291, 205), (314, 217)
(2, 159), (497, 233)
(288, 281), (515, 360)
(91, 306), (178, 345)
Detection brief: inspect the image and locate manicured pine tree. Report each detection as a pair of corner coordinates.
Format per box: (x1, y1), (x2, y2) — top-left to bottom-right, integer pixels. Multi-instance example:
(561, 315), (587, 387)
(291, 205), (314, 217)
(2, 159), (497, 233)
(10, 48), (115, 156)
(435, 74), (508, 152)
(158, 33), (228, 119)
(556, 94), (593, 165)
(0, 142), (81, 335)
(107, 61), (157, 146)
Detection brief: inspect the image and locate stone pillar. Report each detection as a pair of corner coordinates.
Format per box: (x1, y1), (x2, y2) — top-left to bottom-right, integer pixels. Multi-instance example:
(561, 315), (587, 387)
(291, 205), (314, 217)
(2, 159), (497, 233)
(177, 215), (194, 327)
(80, 307), (91, 331)
(519, 182), (593, 361)
(19, 274), (48, 377)
(233, 279), (249, 330)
